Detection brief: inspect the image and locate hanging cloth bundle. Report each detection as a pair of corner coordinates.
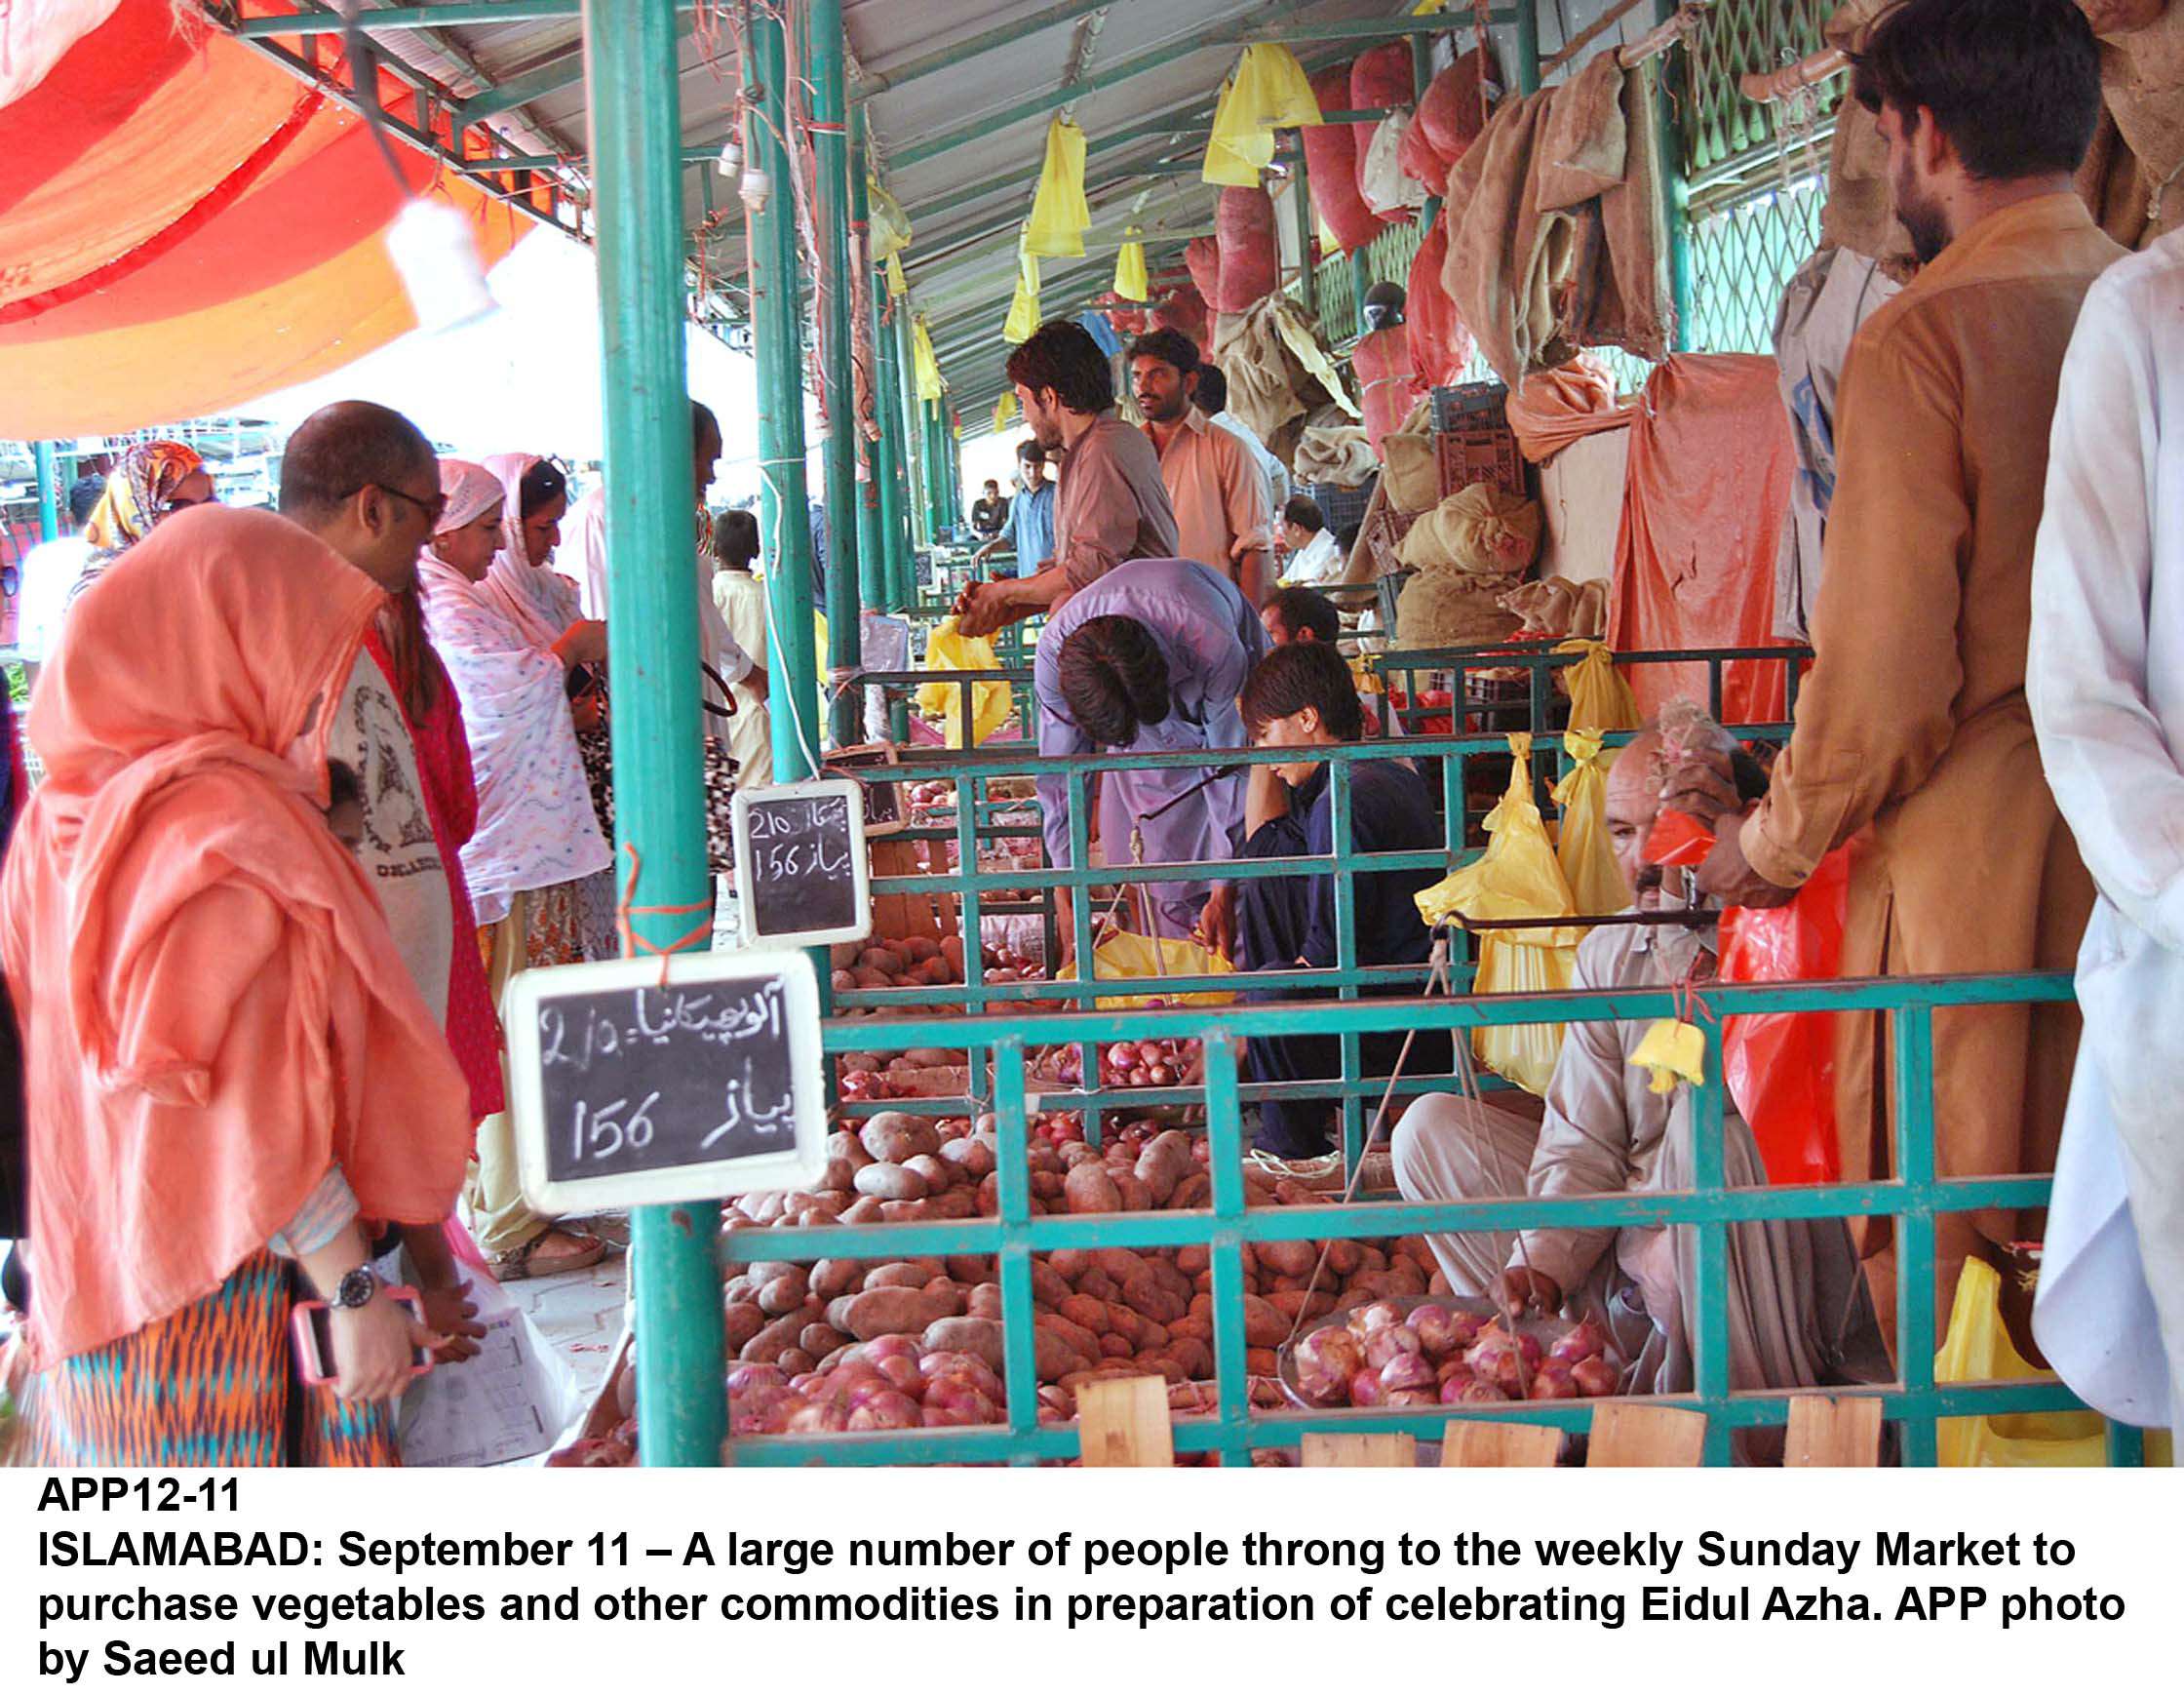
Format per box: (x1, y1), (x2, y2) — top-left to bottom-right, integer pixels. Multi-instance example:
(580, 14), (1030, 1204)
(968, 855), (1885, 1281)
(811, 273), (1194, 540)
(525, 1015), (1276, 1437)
(1025, 117), (1092, 257)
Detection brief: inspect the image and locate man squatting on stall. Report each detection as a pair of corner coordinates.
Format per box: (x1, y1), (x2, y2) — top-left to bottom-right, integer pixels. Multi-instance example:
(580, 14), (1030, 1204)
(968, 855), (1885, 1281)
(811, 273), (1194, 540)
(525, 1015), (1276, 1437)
(1391, 717), (1890, 1399)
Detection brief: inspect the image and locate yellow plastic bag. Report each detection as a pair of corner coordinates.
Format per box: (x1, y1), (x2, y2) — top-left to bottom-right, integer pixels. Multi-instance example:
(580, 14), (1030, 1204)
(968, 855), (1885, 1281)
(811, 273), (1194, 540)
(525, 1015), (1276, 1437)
(867, 177), (913, 261)
(1229, 44), (1322, 130)
(1550, 729), (1628, 917)
(912, 314), (944, 402)
(1025, 117), (1091, 257)
(993, 389), (1018, 432)
(884, 253), (907, 297)
(1058, 930), (1237, 1009)
(1935, 1260), (2108, 1467)
(1002, 250), (1040, 345)
(1203, 72), (1278, 186)
(1413, 735), (1580, 1095)
(916, 618), (1014, 748)
(1555, 638), (1641, 736)
(1112, 230), (1150, 302)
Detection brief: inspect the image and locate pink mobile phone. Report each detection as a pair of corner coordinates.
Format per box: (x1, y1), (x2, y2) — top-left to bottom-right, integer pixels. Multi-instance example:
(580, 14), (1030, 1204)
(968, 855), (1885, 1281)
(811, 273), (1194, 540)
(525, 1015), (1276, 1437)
(292, 1285), (434, 1386)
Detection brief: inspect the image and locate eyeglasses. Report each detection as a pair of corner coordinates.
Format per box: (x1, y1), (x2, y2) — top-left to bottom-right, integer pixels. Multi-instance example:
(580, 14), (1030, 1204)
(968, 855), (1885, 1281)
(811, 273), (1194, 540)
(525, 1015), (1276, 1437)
(369, 483), (448, 527)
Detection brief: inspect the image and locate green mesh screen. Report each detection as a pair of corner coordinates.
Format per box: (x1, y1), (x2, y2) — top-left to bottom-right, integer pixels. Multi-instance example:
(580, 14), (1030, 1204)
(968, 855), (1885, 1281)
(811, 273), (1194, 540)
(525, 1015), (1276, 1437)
(1679, 0), (1838, 176)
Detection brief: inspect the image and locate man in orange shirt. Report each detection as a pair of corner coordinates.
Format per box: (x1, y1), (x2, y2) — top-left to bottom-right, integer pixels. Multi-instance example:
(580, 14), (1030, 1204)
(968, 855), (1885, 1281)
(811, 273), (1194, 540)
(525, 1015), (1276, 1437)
(1129, 329), (1272, 608)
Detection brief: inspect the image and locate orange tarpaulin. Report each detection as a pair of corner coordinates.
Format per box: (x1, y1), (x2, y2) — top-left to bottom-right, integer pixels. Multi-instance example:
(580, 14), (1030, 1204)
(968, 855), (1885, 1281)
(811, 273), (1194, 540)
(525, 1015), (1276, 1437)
(0, 0), (530, 436)
(1607, 354), (1798, 725)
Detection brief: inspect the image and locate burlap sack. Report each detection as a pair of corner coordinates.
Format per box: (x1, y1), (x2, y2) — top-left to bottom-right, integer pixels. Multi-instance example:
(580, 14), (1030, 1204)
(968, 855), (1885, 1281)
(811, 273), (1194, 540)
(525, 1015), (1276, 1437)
(1537, 50), (1627, 211)
(1396, 569), (1526, 648)
(1397, 483), (1543, 576)
(2095, 1), (2184, 239)
(1382, 433), (1441, 514)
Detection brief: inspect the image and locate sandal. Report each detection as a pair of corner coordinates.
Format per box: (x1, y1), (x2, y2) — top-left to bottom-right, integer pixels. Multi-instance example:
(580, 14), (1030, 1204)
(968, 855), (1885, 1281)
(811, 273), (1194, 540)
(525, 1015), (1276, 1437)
(488, 1227), (608, 1282)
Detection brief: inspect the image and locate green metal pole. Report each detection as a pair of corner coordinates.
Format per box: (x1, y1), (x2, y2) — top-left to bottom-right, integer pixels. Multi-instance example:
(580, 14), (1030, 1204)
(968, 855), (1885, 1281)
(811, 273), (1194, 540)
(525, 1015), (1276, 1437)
(750, 4), (821, 780)
(1348, 247), (1373, 338)
(874, 293), (913, 614)
(32, 442), (59, 542)
(1290, 156), (1315, 316)
(850, 115), (888, 620)
(584, 0), (722, 1468)
(1515, 0), (1542, 95)
(1411, 30), (1441, 235)
(807, 0), (861, 747)
(1652, 1), (1696, 351)
(896, 311), (930, 556)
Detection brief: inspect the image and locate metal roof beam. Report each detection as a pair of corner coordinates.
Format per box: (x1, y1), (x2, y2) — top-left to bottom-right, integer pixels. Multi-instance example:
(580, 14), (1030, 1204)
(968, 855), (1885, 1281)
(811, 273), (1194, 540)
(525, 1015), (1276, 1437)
(854, 0), (1123, 94)
(888, 0), (1337, 172)
(235, 2), (595, 34)
(890, 0), (1453, 172)
(462, 44), (589, 123)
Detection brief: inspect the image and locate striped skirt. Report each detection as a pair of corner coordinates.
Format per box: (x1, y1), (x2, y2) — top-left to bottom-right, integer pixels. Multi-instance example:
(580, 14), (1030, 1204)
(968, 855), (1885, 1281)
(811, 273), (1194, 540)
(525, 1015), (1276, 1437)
(16, 1250), (399, 1468)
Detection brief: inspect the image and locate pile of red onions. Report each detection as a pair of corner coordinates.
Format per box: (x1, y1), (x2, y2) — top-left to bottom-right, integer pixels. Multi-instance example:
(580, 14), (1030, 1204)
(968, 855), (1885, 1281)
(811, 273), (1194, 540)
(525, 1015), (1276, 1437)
(1292, 1303), (1620, 1407)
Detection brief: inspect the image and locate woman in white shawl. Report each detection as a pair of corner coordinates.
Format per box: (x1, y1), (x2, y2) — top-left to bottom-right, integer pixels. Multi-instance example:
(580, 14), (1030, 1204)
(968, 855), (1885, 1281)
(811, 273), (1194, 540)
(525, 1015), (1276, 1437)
(419, 456), (610, 1281)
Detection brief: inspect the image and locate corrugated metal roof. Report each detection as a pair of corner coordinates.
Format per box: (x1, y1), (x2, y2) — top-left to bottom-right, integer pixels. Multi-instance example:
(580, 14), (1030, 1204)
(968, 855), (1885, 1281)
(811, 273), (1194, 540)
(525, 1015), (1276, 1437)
(213, 3), (1652, 423)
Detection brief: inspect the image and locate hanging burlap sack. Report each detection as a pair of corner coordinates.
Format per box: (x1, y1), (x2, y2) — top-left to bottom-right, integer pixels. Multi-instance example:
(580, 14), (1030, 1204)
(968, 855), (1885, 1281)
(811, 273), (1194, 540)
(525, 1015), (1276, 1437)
(2094, 1), (2184, 240)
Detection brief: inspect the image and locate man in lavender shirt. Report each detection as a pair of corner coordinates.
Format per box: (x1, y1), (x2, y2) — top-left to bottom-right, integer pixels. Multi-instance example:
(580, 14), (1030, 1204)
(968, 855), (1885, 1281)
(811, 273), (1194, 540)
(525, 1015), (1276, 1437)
(1035, 557), (1267, 953)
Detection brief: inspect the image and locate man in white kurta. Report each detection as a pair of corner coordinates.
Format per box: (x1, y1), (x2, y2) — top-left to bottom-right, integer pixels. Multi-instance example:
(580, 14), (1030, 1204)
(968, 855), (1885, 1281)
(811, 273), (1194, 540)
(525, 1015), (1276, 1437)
(2026, 229), (2184, 1443)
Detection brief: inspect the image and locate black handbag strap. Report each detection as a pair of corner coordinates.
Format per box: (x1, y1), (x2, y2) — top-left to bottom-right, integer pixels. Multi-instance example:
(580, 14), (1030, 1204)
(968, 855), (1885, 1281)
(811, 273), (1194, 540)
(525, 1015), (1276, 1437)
(701, 659), (736, 719)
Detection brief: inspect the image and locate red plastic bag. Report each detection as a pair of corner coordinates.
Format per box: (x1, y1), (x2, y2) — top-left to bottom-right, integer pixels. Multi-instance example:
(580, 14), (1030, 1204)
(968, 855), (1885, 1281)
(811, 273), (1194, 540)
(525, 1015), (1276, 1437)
(1185, 236), (1223, 312)
(1350, 45), (1417, 223)
(1406, 220), (1475, 386)
(1718, 847), (1850, 1185)
(1213, 186), (1277, 312)
(1637, 809), (1849, 1186)
(1303, 64), (1379, 254)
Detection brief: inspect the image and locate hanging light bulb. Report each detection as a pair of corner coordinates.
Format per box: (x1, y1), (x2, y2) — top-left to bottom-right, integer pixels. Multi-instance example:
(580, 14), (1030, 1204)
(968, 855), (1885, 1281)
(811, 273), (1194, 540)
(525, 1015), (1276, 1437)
(384, 198), (496, 335)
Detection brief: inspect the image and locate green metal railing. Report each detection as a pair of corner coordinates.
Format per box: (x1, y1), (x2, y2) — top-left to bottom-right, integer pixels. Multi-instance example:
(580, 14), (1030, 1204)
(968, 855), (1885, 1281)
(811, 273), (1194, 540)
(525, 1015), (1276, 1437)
(726, 971), (2116, 1468)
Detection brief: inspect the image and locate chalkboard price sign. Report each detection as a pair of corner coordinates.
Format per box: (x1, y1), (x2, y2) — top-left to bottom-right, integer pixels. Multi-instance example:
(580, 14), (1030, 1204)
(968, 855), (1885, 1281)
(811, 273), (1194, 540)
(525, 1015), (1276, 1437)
(730, 778), (872, 946)
(827, 742), (906, 836)
(506, 951), (826, 1212)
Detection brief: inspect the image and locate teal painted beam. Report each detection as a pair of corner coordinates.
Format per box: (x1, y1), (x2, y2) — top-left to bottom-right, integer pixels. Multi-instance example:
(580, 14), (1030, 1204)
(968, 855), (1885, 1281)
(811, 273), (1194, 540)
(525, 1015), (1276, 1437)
(750, 6), (821, 781)
(851, 113), (890, 618)
(1516, 0), (1543, 95)
(893, 310), (928, 575)
(584, 0), (722, 1470)
(462, 46), (587, 123)
(238, 2), (593, 33)
(32, 442), (59, 543)
(807, 0), (862, 748)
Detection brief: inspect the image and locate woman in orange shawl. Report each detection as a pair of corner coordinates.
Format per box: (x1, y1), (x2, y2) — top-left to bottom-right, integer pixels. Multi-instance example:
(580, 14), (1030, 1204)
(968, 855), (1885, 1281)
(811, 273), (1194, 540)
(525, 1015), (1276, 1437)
(1, 506), (474, 1466)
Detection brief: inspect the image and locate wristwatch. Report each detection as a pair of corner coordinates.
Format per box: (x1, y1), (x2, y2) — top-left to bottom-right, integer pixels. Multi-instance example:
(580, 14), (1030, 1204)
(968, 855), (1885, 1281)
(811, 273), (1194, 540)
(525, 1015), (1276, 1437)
(331, 1266), (382, 1312)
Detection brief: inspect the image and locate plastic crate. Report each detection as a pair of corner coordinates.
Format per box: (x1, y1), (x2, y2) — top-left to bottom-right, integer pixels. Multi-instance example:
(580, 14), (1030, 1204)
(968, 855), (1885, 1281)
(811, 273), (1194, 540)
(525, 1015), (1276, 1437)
(1298, 474), (1377, 537)
(1431, 381), (1509, 433)
(1435, 425), (1527, 501)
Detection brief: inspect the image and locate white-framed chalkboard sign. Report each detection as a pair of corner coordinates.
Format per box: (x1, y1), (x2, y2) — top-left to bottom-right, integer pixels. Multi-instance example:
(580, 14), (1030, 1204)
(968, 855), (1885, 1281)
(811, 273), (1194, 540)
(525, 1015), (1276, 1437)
(729, 777), (871, 946)
(825, 742), (906, 837)
(506, 950), (826, 1213)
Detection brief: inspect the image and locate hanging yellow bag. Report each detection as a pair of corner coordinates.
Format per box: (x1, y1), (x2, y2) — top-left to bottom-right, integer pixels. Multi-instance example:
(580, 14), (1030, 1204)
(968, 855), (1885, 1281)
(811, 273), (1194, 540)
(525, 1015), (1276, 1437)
(1057, 929), (1237, 1008)
(1934, 1260), (2108, 1468)
(1026, 117), (1092, 257)
(911, 314), (945, 402)
(916, 618), (1014, 748)
(868, 177), (913, 261)
(1002, 250), (1041, 345)
(1555, 637), (1641, 736)
(993, 389), (1019, 432)
(1414, 734), (1580, 1095)
(884, 253), (907, 297)
(1204, 72), (1278, 186)
(1229, 43), (1323, 130)
(1550, 729), (1628, 917)
(1112, 230), (1150, 302)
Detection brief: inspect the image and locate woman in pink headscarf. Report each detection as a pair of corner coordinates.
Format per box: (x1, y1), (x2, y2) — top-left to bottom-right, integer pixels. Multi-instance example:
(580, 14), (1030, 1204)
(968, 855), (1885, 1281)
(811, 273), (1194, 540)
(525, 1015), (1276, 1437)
(419, 456), (611, 1281)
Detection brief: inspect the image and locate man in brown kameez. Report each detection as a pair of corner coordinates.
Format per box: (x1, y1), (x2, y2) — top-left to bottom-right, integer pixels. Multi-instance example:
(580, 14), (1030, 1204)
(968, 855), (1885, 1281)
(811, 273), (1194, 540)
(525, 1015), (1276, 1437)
(1666, 0), (2122, 1342)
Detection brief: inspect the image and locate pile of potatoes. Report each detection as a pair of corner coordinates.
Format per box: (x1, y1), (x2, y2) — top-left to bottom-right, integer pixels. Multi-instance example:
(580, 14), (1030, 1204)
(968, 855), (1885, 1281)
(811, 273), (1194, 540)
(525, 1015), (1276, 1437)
(718, 1110), (1452, 1400)
(830, 936), (967, 995)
